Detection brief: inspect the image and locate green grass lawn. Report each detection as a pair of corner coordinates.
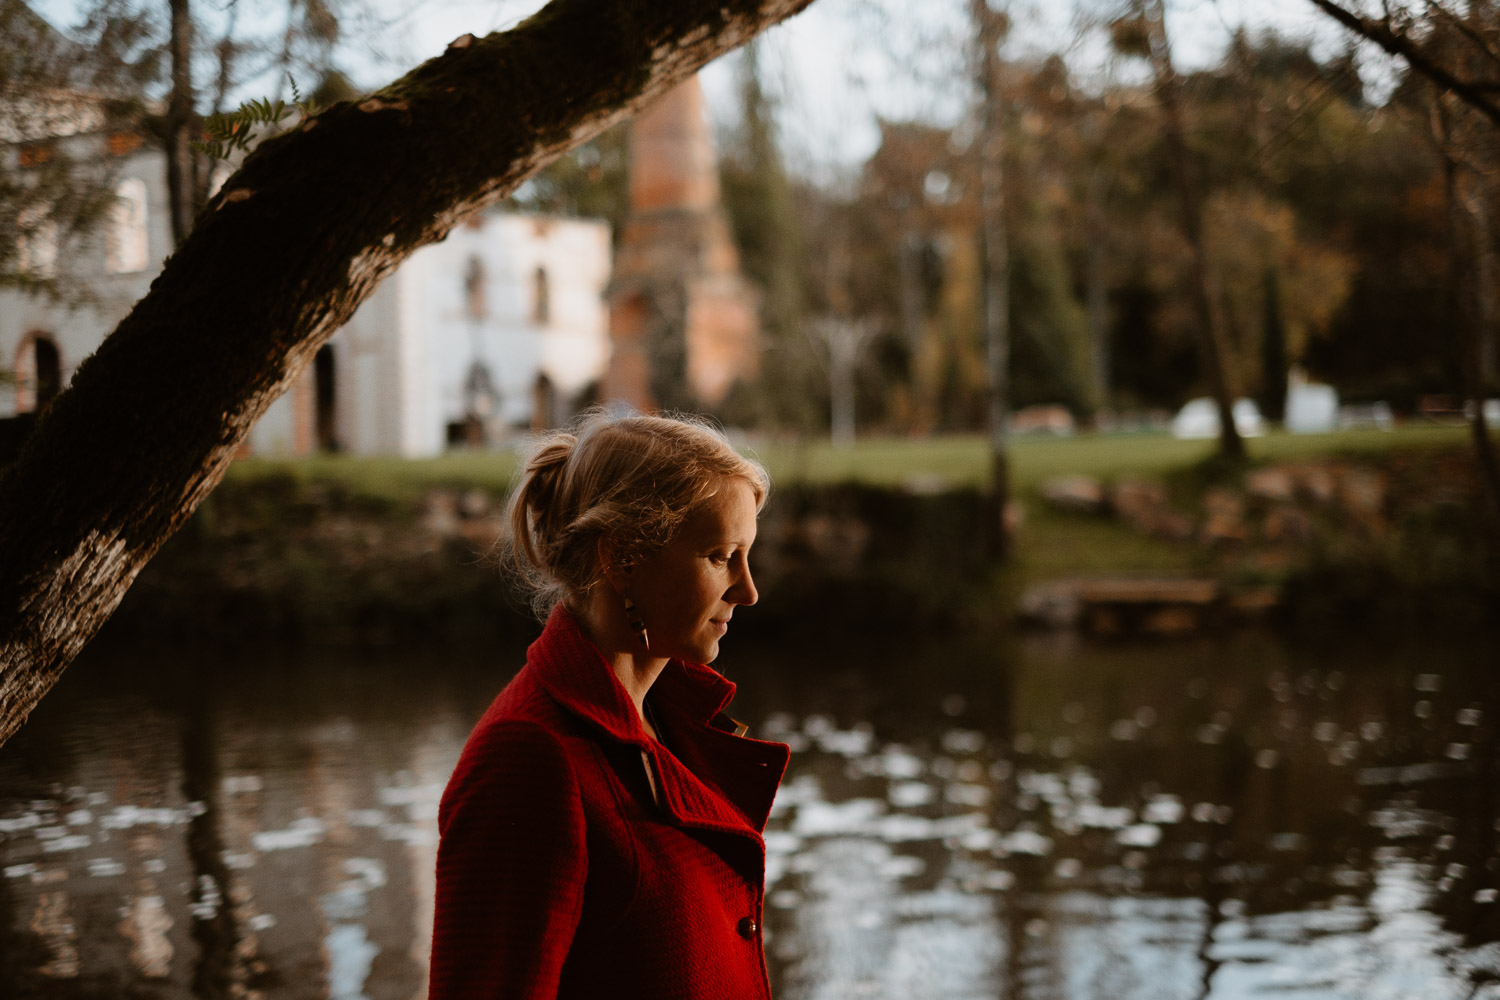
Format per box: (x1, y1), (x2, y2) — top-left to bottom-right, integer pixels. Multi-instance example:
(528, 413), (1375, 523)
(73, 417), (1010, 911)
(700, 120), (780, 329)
(752, 424), (1472, 583)
(225, 450), (524, 504)
(223, 424), (1474, 585)
(753, 423), (1470, 490)
(226, 424), (1471, 498)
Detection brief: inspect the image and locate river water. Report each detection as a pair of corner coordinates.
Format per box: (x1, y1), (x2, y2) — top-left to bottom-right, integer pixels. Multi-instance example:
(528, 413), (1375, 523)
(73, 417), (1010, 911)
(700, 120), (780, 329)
(0, 627), (1496, 999)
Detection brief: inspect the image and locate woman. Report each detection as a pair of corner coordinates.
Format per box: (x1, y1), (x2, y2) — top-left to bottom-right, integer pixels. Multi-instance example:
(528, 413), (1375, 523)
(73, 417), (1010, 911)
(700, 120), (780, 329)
(429, 412), (789, 1000)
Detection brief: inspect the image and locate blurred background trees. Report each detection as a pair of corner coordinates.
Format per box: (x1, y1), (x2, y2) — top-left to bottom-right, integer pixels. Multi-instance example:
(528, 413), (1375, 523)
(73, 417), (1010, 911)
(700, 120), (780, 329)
(682, 0), (1493, 452)
(7, 0), (1497, 440)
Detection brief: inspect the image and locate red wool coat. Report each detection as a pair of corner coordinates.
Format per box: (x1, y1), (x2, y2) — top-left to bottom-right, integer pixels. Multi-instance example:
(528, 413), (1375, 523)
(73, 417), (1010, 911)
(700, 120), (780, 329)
(429, 606), (790, 1000)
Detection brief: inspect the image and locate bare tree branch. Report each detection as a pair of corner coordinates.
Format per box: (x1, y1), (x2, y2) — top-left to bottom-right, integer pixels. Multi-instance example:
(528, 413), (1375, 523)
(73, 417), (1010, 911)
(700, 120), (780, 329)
(1422, 0), (1500, 71)
(1306, 0), (1500, 127)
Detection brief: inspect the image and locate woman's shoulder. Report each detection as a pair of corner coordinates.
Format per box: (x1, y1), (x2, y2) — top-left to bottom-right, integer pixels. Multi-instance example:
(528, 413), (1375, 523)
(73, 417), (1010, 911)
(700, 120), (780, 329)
(464, 682), (578, 764)
(470, 663), (572, 735)
(456, 665), (604, 772)
(440, 709), (586, 829)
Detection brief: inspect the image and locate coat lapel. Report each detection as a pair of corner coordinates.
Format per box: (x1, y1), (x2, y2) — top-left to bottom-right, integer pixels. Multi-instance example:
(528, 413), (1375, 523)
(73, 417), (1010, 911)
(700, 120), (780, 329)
(527, 606), (789, 842)
(648, 665), (788, 835)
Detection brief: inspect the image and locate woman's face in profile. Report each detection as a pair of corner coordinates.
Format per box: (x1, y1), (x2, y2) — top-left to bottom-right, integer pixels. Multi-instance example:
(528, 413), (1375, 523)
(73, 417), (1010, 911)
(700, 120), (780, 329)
(627, 477), (759, 665)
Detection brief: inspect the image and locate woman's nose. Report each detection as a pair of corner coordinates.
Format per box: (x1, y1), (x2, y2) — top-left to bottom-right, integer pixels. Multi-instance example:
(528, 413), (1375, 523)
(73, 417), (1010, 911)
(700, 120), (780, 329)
(730, 561), (758, 606)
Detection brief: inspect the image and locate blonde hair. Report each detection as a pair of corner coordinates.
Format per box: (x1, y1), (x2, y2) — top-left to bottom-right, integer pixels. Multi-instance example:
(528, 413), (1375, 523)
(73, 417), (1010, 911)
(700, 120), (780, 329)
(506, 410), (769, 618)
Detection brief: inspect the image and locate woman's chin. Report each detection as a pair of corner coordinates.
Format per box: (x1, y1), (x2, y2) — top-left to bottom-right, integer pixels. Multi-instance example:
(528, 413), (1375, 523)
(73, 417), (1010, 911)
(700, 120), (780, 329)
(688, 638), (721, 665)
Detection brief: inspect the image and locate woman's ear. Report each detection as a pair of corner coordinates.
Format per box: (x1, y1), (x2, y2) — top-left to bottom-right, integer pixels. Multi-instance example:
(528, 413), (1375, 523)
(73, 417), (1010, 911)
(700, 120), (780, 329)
(597, 535), (629, 595)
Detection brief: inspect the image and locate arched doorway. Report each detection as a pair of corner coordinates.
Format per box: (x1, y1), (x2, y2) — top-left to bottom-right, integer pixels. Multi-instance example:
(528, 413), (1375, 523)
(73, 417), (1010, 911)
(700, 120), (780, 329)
(32, 338), (60, 409)
(314, 345), (339, 451)
(13, 332), (61, 413)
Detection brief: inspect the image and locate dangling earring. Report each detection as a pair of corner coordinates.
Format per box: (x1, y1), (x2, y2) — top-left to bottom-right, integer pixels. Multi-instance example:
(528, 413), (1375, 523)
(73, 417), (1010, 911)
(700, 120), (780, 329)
(623, 596), (650, 649)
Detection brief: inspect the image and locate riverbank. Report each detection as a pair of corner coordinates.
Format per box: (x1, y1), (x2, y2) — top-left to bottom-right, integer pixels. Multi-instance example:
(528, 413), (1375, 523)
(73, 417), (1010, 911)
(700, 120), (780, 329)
(104, 426), (1495, 641)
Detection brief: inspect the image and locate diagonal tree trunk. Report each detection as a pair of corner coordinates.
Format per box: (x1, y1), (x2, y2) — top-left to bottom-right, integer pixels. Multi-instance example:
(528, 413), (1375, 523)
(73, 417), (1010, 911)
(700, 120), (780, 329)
(0, 0), (817, 746)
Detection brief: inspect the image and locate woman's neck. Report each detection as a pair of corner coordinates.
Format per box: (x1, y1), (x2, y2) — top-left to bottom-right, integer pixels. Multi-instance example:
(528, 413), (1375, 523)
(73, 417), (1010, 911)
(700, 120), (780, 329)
(570, 593), (669, 736)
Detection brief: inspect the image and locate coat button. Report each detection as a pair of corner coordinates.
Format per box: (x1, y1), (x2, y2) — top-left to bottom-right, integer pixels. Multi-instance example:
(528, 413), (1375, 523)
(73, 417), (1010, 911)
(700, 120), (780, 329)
(736, 916), (758, 939)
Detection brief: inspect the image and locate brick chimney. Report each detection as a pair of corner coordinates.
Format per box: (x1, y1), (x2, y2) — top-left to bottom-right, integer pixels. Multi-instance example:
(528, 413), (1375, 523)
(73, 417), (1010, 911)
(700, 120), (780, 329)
(603, 75), (759, 413)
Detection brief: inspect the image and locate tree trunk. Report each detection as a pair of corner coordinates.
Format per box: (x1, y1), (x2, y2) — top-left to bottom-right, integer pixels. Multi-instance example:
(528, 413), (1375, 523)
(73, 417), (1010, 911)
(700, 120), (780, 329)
(0, 0), (817, 747)
(166, 0), (198, 246)
(1261, 267), (1288, 424)
(1085, 166), (1110, 418)
(1144, 0), (1244, 460)
(1435, 97), (1500, 569)
(1471, 184), (1499, 396)
(971, 0), (1012, 558)
(813, 317), (873, 449)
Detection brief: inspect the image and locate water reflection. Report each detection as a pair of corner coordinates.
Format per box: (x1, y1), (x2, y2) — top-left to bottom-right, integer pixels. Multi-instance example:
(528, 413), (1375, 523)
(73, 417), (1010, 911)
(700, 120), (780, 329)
(0, 630), (1496, 998)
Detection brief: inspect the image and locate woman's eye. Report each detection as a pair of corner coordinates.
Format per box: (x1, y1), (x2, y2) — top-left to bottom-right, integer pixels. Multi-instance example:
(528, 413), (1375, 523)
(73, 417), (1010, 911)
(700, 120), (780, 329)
(709, 553), (730, 566)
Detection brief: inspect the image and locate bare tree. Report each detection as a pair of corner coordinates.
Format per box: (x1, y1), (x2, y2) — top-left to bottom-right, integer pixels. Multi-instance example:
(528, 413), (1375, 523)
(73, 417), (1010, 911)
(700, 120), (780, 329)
(1305, 0), (1500, 126)
(1307, 0), (1500, 532)
(810, 316), (878, 447)
(1119, 0), (1245, 459)
(0, 0), (817, 746)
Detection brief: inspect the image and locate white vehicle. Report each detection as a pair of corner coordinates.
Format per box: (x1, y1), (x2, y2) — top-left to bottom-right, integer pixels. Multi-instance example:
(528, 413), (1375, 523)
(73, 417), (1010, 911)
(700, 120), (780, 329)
(1463, 399), (1500, 424)
(1170, 397), (1266, 440)
(1285, 380), (1339, 433)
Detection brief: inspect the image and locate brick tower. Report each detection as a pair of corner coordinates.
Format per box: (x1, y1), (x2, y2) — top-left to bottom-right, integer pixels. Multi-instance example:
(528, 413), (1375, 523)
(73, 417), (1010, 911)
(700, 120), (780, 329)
(603, 75), (759, 413)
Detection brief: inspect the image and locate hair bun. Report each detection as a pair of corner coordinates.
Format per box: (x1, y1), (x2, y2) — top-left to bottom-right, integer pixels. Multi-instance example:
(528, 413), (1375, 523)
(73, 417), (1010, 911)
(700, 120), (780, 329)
(521, 435), (575, 515)
(502, 410), (768, 620)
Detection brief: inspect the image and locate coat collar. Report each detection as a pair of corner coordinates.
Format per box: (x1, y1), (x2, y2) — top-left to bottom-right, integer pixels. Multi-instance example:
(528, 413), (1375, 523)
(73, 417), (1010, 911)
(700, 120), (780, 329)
(527, 605), (788, 838)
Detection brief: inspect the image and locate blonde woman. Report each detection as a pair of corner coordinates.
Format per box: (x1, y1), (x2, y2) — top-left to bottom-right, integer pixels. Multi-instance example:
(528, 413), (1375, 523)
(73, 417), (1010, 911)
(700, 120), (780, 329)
(429, 412), (788, 1000)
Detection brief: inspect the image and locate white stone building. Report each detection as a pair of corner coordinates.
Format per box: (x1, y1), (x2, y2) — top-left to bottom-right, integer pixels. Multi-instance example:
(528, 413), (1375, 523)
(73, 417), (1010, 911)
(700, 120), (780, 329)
(4, 143), (613, 457)
(248, 212), (612, 456)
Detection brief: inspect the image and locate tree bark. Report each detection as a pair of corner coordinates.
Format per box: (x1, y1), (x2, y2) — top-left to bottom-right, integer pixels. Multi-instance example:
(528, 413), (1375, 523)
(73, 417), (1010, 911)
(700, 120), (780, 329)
(1144, 0), (1245, 460)
(971, 0), (1013, 558)
(0, 0), (817, 746)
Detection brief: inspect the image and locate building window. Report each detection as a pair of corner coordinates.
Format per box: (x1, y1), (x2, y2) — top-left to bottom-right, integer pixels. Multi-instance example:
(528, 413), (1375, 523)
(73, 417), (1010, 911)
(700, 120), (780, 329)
(16, 206), (57, 278)
(464, 255), (486, 320)
(533, 265), (550, 326)
(106, 177), (149, 274)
